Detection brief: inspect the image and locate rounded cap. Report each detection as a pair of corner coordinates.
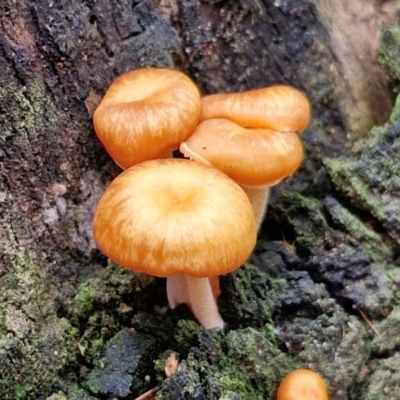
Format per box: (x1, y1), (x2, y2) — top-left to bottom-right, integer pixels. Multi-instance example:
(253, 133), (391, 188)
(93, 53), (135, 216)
(93, 158), (257, 277)
(93, 68), (201, 169)
(200, 85), (311, 133)
(277, 369), (329, 400)
(180, 118), (303, 187)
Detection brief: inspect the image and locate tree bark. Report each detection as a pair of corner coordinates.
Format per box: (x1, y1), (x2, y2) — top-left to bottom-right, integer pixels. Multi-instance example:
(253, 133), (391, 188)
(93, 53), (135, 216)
(0, 0), (399, 399)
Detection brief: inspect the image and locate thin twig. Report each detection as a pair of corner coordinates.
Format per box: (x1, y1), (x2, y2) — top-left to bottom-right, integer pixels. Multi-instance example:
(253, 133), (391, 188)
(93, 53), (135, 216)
(134, 386), (161, 400)
(353, 305), (381, 337)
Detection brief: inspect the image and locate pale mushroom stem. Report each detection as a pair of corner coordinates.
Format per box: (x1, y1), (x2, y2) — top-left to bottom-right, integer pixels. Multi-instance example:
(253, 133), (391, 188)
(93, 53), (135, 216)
(167, 274), (189, 307)
(167, 273), (225, 329)
(241, 186), (270, 229)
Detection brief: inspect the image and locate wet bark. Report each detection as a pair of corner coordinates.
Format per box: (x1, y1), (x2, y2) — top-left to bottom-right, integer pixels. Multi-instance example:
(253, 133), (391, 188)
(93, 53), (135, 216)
(0, 0), (399, 399)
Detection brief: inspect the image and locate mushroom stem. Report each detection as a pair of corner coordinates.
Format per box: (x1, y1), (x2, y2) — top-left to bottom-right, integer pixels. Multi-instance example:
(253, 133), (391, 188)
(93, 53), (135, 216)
(167, 274), (189, 307)
(167, 274), (225, 329)
(241, 186), (270, 229)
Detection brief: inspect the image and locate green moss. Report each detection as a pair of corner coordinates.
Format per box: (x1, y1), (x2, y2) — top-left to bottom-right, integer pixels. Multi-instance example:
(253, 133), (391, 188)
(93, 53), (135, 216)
(370, 307), (400, 355)
(271, 191), (332, 250)
(219, 262), (288, 329)
(173, 319), (204, 351)
(0, 253), (80, 399)
(222, 328), (297, 398)
(216, 375), (251, 395)
(45, 392), (69, 400)
(389, 94), (400, 124)
(323, 195), (391, 263)
(323, 115), (400, 245)
(91, 338), (105, 354)
(377, 23), (400, 81)
(268, 190), (396, 317)
(73, 282), (97, 316)
(281, 139), (399, 265)
(66, 387), (99, 400)
(157, 326), (295, 400)
(14, 385), (35, 400)
(63, 262), (160, 366)
(354, 353), (400, 399)
(0, 75), (63, 149)
(66, 262), (137, 323)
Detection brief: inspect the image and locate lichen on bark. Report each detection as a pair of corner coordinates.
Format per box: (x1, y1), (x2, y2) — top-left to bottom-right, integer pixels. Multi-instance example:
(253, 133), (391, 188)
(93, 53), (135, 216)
(0, 254), (79, 399)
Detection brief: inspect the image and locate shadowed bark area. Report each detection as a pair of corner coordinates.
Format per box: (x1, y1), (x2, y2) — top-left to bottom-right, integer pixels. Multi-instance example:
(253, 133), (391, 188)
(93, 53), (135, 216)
(0, 0), (399, 399)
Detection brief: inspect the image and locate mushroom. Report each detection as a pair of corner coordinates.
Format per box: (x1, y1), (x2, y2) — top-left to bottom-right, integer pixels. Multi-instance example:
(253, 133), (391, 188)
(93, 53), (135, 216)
(181, 84), (310, 227)
(180, 118), (304, 227)
(93, 68), (201, 169)
(276, 369), (329, 400)
(200, 85), (311, 133)
(93, 158), (257, 329)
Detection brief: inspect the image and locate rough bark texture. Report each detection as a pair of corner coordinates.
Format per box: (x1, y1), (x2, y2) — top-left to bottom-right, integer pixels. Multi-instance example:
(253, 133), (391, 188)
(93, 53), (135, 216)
(1, 0), (400, 399)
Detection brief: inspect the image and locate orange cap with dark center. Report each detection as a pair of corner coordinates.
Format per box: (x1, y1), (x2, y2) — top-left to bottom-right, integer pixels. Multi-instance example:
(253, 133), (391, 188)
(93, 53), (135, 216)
(93, 68), (201, 169)
(93, 158), (257, 277)
(180, 118), (303, 187)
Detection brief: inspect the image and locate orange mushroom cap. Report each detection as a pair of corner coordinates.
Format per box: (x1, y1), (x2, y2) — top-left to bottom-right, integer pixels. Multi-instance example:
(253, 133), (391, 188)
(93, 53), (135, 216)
(93, 158), (257, 277)
(200, 85), (311, 133)
(93, 68), (201, 169)
(276, 369), (329, 400)
(180, 118), (304, 187)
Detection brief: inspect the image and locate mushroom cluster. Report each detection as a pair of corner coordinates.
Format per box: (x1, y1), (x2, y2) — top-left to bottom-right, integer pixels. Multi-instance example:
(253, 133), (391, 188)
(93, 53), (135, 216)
(180, 85), (311, 227)
(92, 67), (310, 329)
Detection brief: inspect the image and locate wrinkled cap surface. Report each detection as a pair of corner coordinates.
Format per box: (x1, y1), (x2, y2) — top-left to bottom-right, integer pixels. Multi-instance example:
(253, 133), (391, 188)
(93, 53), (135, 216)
(93, 158), (257, 277)
(180, 118), (304, 187)
(93, 68), (201, 169)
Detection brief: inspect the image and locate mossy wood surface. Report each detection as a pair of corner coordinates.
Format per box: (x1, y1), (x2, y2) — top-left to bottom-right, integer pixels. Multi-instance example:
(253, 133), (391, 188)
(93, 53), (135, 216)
(1, 1), (400, 399)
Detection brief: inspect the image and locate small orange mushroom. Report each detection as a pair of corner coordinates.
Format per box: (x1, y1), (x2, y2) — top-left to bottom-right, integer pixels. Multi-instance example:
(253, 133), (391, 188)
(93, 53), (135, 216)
(181, 118), (303, 187)
(93, 68), (201, 169)
(181, 84), (310, 227)
(200, 85), (311, 133)
(180, 118), (304, 226)
(276, 369), (329, 400)
(93, 158), (257, 329)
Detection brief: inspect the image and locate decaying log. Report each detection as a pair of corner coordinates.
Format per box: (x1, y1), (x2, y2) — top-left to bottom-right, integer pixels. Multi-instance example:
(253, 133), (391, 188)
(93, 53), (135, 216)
(1, 1), (399, 399)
